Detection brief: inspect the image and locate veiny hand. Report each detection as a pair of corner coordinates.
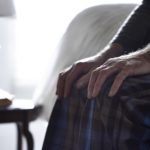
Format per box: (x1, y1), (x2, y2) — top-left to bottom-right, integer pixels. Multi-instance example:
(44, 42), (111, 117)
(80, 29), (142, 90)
(56, 43), (124, 98)
(88, 51), (150, 98)
(56, 56), (103, 98)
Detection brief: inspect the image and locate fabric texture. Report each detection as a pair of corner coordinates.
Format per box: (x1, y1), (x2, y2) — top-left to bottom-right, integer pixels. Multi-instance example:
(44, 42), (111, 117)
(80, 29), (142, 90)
(42, 0), (150, 149)
(42, 74), (150, 150)
(113, 0), (150, 53)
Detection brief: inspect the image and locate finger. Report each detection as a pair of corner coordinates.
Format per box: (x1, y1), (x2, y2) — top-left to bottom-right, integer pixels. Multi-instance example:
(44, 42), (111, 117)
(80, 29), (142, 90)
(64, 66), (83, 97)
(76, 72), (90, 89)
(56, 67), (71, 97)
(108, 70), (129, 97)
(56, 72), (67, 98)
(88, 70), (99, 99)
(92, 67), (118, 97)
(92, 71), (108, 97)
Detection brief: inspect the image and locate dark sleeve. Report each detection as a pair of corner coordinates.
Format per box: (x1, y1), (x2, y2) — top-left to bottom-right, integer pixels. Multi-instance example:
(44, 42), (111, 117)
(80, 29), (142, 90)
(112, 0), (150, 54)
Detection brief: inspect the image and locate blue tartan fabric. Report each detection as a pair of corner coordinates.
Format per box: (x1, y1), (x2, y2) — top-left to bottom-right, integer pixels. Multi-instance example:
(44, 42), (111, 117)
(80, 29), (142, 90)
(42, 74), (150, 150)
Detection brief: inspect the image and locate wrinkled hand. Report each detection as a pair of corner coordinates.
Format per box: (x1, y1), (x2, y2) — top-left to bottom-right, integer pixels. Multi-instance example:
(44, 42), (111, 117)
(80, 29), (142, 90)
(88, 52), (150, 98)
(56, 56), (103, 98)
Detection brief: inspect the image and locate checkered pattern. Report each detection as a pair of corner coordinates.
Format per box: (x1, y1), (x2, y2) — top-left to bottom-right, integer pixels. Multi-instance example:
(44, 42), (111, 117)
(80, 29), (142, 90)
(42, 74), (150, 150)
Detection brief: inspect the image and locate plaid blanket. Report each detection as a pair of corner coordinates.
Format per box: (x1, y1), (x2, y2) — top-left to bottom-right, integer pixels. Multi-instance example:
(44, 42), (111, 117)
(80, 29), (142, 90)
(42, 74), (150, 150)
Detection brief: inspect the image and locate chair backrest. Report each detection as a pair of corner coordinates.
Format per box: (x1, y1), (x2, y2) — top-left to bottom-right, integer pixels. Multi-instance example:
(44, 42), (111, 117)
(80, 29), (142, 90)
(34, 4), (137, 120)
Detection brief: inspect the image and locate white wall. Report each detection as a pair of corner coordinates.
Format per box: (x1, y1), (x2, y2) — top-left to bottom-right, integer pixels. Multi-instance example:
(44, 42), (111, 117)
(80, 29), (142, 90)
(0, 18), (16, 93)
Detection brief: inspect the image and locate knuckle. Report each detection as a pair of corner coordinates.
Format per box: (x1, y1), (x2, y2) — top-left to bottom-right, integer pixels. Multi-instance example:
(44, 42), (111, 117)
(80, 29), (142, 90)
(59, 71), (64, 77)
(75, 62), (83, 68)
(106, 58), (115, 64)
(58, 71), (66, 79)
(72, 62), (84, 72)
(91, 69), (98, 76)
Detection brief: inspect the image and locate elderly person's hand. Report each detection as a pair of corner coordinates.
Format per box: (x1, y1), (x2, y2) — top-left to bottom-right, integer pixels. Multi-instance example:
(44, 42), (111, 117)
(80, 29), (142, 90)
(56, 55), (103, 98)
(88, 46), (150, 98)
(56, 44), (123, 98)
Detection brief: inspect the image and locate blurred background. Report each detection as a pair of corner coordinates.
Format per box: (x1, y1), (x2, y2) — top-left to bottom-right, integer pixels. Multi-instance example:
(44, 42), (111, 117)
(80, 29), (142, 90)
(0, 0), (141, 149)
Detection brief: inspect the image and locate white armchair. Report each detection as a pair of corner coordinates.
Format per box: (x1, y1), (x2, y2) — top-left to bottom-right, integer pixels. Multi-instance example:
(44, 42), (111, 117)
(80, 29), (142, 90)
(34, 3), (137, 120)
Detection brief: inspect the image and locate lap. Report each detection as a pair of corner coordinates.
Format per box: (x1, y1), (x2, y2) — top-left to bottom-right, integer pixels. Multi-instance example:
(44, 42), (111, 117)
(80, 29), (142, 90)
(42, 74), (150, 150)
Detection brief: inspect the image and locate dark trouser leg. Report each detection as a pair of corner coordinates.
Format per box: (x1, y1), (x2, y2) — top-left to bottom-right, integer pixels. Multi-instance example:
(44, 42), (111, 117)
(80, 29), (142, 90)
(42, 74), (150, 150)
